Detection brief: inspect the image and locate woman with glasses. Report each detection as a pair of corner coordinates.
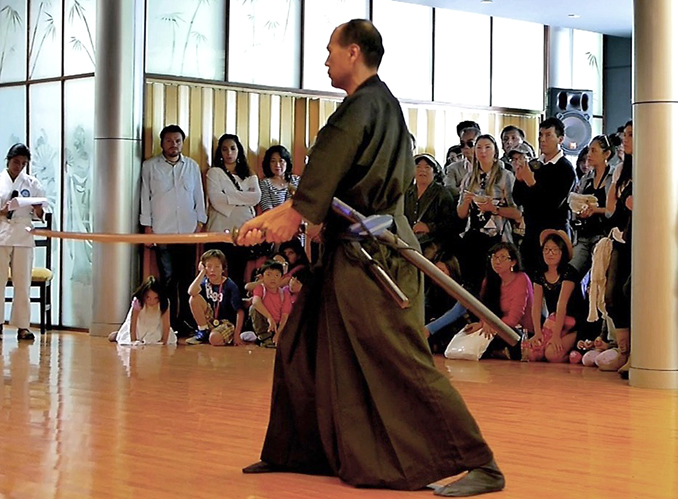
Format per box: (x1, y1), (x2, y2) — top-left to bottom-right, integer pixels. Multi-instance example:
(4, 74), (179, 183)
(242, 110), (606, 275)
(569, 134), (616, 277)
(457, 134), (521, 293)
(425, 243), (533, 360)
(404, 153), (456, 261)
(524, 230), (586, 362)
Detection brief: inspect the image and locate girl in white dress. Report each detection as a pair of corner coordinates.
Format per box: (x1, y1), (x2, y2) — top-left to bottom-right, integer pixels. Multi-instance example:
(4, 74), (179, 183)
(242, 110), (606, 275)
(109, 276), (177, 345)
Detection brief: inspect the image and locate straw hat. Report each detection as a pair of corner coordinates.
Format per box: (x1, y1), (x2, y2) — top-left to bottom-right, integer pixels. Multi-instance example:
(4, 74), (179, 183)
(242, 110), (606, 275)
(539, 229), (574, 261)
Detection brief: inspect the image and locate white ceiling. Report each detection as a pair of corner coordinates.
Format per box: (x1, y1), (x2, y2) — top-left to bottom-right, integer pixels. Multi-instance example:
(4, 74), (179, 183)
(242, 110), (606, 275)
(399, 0), (633, 37)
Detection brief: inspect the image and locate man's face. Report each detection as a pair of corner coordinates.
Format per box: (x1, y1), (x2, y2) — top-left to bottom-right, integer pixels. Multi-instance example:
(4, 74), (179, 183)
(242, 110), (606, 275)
(325, 27), (353, 91)
(459, 130), (478, 162)
(161, 132), (184, 158)
(501, 131), (523, 154)
(538, 126), (563, 156)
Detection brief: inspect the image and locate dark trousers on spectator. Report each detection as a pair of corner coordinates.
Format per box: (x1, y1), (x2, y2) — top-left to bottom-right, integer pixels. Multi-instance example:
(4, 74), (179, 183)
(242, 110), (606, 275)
(156, 244), (196, 334)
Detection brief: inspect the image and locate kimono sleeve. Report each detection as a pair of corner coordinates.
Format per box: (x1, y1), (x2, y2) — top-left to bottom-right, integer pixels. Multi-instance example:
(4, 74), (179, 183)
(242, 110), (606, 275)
(292, 95), (372, 224)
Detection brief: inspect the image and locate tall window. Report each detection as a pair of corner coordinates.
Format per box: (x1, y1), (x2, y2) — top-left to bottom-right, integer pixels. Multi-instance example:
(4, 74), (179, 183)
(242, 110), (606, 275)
(228, 0), (302, 88)
(372, 0), (433, 101)
(572, 29), (603, 116)
(0, 0), (97, 328)
(491, 17), (544, 111)
(303, 0), (369, 92)
(434, 9), (491, 107)
(146, 0), (226, 80)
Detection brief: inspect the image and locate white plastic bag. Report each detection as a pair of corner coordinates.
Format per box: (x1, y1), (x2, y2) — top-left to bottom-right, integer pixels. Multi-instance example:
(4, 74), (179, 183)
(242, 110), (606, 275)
(444, 328), (493, 361)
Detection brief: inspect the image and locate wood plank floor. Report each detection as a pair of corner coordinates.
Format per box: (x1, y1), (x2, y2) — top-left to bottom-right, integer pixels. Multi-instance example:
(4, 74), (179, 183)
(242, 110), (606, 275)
(2, 332), (678, 499)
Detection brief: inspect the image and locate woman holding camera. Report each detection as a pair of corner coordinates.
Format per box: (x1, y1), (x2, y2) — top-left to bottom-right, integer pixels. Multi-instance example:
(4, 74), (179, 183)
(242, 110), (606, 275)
(457, 134), (521, 293)
(569, 135), (616, 277)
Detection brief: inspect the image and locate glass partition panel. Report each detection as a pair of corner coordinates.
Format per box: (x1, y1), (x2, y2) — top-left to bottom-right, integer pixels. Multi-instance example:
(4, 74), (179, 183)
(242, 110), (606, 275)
(0, 0), (27, 83)
(65, 0), (96, 75)
(372, 0), (432, 101)
(62, 77), (94, 327)
(29, 0), (63, 80)
(302, 0), (369, 92)
(434, 8), (491, 107)
(228, 0), (301, 88)
(146, 0), (226, 81)
(491, 17), (544, 111)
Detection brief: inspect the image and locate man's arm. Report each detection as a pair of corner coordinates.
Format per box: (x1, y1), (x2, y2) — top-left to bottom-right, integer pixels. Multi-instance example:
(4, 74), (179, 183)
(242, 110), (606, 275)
(191, 162), (207, 225)
(139, 161), (153, 228)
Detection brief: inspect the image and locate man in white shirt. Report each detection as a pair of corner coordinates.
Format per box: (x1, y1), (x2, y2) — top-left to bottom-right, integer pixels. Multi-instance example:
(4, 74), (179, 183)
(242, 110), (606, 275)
(140, 125), (207, 334)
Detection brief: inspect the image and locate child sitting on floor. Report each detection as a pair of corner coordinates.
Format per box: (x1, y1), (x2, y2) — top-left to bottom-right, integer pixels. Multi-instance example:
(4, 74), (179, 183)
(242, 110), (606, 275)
(186, 249), (245, 346)
(250, 260), (292, 347)
(109, 276), (177, 345)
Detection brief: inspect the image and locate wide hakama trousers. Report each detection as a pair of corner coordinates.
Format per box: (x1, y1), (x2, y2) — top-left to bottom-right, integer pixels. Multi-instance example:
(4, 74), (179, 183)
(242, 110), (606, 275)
(259, 239), (493, 490)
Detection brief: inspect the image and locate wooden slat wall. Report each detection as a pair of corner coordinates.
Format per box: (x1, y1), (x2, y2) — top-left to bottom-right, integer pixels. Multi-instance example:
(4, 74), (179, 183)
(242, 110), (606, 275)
(145, 79), (541, 176)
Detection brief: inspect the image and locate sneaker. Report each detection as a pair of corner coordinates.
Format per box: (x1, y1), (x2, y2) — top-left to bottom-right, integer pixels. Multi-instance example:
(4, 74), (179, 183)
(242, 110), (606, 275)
(17, 328), (35, 340)
(186, 329), (210, 345)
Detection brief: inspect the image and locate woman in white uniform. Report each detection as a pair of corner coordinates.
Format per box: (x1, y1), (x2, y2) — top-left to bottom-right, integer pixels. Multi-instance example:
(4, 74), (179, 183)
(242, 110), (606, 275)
(0, 144), (46, 341)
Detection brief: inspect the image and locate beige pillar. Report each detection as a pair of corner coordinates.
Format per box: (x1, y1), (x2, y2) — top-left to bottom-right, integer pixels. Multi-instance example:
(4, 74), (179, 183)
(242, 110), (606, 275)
(89, 0), (145, 336)
(630, 0), (678, 388)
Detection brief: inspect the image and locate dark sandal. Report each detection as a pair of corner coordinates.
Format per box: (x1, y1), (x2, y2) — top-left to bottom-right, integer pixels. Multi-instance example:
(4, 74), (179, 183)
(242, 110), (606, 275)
(17, 329), (35, 340)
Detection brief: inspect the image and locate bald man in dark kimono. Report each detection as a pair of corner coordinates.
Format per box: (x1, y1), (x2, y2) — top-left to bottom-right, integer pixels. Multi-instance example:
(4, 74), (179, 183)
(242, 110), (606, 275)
(238, 19), (505, 497)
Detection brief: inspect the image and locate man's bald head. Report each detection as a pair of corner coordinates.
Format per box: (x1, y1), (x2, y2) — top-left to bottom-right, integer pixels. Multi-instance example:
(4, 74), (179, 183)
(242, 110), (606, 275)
(335, 19), (384, 69)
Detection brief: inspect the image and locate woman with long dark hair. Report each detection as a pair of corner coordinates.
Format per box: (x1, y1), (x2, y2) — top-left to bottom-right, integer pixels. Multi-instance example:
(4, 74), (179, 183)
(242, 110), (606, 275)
(457, 135), (521, 293)
(569, 134), (616, 276)
(206, 134), (261, 288)
(602, 120), (633, 375)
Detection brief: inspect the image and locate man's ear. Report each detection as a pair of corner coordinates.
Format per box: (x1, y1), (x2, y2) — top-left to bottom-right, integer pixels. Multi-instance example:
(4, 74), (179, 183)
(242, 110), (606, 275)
(557, 135), (565, 145)
(348, 43), (361, 62)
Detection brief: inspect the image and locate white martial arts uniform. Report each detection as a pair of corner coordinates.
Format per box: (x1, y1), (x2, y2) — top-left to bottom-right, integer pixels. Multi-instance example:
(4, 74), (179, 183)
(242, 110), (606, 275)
(0, 169), (45, 329)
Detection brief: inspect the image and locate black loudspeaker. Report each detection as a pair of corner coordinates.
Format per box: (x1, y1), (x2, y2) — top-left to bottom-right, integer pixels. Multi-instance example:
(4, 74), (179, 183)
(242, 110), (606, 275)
(547, 88), (593, 155)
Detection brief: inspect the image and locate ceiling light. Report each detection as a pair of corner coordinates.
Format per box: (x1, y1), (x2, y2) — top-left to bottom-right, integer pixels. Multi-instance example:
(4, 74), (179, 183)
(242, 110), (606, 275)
(568, 14), (580, 18)
(481, 0), (493, 3)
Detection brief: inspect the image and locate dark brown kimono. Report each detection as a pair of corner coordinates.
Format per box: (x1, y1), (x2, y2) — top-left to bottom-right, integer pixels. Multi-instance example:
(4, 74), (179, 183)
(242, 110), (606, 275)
(258, 75), (493, 490)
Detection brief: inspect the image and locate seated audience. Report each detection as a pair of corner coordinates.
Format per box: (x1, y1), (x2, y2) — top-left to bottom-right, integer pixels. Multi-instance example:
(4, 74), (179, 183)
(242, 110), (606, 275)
(435, 243), (533, 360)
(250, 260), (292, 347)
(285, 267), (310, 306)
(279, 239), (310, 286)
(457, 134), (521, 293)
(570, 135), (616, 277)
(206, 133), (261, 289)
(186, 249), (245, 346)
(524, 230), (586, 362)
(405, 153), (457, 260)
(258, 145), (300, 212)
(109, 276), (177, 346)
(513, 117), (576, 274)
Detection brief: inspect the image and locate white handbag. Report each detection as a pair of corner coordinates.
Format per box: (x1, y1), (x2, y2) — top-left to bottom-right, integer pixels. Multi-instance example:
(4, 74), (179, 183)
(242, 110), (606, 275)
(444, 328), (493, 361)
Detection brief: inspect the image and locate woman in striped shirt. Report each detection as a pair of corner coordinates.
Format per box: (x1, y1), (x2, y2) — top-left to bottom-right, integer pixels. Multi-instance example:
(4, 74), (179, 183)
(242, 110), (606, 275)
(258, 145), (300, 212)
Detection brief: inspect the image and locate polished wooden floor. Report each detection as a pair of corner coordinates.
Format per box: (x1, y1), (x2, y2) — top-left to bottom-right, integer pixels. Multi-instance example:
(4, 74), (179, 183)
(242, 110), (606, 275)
(2, 332), (678, 499)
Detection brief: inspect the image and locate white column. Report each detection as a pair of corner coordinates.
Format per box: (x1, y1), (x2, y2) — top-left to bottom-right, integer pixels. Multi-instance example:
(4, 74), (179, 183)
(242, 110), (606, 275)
(90, 0), (145, 336)
(630, 0), (678, 389)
